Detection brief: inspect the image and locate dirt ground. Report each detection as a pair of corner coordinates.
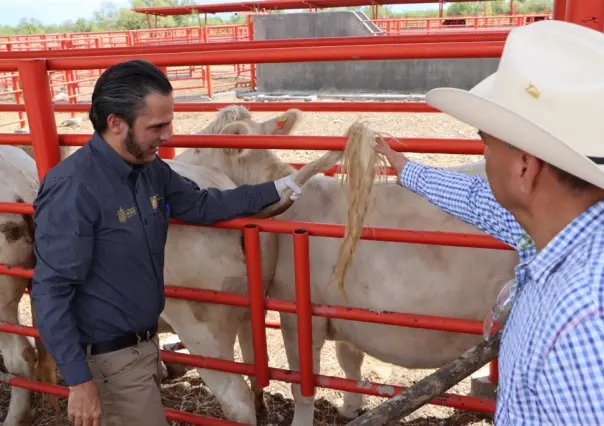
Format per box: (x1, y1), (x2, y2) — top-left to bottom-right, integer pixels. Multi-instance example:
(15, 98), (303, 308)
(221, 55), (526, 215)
(0, 70), (493, 426)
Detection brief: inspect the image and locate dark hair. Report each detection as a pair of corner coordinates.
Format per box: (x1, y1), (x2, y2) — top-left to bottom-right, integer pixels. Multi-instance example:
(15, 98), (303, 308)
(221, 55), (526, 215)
(89, 59), (172, 134)
(549, 164), (594, 192)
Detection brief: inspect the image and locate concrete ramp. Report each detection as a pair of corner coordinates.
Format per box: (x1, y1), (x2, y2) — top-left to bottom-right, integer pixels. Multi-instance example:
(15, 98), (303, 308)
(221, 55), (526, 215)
(252, 11), (499, 95)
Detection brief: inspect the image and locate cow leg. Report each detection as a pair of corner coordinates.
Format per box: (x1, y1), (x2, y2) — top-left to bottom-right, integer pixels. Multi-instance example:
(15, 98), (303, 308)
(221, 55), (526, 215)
(0, 293), (36, 426)
(162, 302), (257, 425)
(335, 341), (366, 418)
(30, 297), (57, 408)
(280, 312), (328, 426)
(237, 314), (267, 416)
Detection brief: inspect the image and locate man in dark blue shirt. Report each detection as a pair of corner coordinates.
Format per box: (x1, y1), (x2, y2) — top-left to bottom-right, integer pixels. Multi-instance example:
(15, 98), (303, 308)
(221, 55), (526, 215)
(30, 59), (301, 426)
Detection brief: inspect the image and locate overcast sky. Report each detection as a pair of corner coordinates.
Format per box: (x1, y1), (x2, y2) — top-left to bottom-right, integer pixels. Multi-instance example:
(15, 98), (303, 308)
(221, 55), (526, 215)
(0, 0), (435, 27)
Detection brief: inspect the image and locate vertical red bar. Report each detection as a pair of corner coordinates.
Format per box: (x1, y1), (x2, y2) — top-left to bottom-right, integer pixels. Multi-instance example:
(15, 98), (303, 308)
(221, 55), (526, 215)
(554, 0), (567, 20)
(243, 224), (270, 388)
(19, 60), (61, 180)
(565, 0), (604, 31)
(157, 66), (175, 160)
(205, 65), (213, 98)
(293, 229), (314, 397)
(11, 75), (24, 129)
(488, 358), (499, 384)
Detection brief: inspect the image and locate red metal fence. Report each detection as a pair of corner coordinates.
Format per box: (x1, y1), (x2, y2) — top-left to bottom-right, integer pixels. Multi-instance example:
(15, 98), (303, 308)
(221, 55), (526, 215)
(0, 2), (600, 422)
(0, 38), (504, 424)
(0, 11), (551, 126)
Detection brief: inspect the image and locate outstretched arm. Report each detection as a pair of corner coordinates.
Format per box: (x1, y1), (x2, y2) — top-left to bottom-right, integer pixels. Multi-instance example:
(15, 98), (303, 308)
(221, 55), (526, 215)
(400, 161), (527, 250)
(373, 142), (528, 250)
(160, 159), (299, 224)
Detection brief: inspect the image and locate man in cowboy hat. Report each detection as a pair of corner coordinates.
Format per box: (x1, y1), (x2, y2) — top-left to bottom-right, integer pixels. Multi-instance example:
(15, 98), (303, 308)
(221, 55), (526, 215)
(374, 20), (604, 424)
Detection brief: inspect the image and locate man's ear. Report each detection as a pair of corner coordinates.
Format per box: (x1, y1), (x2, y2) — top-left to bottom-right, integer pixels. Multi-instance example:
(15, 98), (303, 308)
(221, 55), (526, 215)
(221, 121), (252, 157)
(106, 113), (127, 136)
(260, 108), (301, 135)
(518, 153), (543, 195)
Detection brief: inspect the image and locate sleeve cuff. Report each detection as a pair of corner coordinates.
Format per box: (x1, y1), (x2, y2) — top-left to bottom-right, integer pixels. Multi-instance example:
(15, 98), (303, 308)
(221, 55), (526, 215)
(59, 358), (93, 387)
(257, 181), (281, 206)
(399, 161), (427, 191)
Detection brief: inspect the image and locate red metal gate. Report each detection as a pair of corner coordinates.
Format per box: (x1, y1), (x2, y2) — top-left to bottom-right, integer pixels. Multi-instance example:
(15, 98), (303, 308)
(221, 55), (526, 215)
(0, 2), (599, 422)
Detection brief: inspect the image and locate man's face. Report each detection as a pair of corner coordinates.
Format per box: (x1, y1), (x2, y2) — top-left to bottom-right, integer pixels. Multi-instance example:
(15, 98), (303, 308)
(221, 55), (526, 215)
(481, 131), (537, 212)
(123, 92), (174, 164)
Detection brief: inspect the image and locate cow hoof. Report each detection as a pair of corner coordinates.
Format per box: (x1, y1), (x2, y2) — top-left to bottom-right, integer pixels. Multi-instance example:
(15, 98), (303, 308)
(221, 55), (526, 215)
(164, 362), (188, 379)
(337, 403), (365, 420)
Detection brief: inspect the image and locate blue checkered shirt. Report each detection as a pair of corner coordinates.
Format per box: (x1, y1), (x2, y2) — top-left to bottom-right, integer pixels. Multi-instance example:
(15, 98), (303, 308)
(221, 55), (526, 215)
(401, 161), (604, 425)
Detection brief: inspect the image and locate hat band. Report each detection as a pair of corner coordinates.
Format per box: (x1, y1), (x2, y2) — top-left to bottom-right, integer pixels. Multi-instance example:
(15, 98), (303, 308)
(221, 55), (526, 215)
(588, 156), (604, 165)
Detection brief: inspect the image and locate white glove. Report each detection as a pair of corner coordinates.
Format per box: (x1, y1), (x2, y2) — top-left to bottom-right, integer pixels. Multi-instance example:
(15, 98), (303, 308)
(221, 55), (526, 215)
(274, 174), (303, 200)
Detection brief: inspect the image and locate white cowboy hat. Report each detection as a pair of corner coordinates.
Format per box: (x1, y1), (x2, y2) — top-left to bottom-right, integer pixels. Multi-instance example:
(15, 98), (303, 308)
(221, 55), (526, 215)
(425, 20), (604, 189)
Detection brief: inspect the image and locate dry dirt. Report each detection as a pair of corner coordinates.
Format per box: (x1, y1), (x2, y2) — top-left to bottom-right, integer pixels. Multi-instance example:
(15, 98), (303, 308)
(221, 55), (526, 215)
(0, 71), (492, 426)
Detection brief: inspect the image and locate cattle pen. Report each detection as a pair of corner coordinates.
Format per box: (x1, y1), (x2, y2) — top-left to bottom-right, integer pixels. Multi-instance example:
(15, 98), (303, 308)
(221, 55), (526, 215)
(0, 0), (600, 425)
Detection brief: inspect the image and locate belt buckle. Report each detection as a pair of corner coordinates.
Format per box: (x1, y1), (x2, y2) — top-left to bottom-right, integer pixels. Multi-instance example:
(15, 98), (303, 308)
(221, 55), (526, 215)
(136, 330), (151, 344)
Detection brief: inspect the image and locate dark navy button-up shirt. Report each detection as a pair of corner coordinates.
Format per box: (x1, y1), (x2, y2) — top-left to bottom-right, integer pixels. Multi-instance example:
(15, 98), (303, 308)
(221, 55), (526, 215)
(30, 133), (280, 386)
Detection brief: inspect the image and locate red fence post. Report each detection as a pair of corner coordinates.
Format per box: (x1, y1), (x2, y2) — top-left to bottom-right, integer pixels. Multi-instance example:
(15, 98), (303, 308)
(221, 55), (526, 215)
(553, 0), (567, 21)
(293, 229), (315, 397)
(18, 59), (61, 179)
(244, 224), (270, 388)
(157, 66), (175, 160)
(565, 0), (604, 31)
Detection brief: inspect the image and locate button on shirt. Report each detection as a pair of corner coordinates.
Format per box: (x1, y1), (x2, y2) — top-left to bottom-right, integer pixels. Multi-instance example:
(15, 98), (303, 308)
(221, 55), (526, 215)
(401, 162), (604, 425)
(31, 133), (280, 386)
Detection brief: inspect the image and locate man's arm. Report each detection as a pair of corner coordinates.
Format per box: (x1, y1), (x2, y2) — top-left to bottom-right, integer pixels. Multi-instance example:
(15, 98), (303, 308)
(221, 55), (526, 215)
(159, 160), (283, 224)
(30, 175), (98, 386)
(400, 161), (527, 250)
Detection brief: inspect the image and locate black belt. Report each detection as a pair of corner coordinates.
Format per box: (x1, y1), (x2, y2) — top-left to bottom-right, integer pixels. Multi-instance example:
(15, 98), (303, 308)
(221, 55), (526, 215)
(83, 324), (158, 356)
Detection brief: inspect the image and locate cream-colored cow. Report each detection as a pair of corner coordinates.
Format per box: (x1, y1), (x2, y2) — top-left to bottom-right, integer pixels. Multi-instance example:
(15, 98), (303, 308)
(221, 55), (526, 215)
(155, 111), (342, 424)
(174, 105), (518, 425)
(0, 145), (56, 426)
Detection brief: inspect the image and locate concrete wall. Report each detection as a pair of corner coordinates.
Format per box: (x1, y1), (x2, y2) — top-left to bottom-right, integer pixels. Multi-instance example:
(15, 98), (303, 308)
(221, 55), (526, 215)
(252, 11), (499, 94)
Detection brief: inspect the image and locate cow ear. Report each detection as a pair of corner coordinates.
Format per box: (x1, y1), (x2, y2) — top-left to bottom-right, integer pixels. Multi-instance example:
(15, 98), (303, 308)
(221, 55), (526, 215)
(261, 108), (301, 135)
(221, 122), (251, 156)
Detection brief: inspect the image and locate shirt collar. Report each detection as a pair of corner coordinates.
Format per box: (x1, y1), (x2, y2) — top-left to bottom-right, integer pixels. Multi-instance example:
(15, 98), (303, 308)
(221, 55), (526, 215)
(89, 132), (148, 181)
(527, 199), (604, 285)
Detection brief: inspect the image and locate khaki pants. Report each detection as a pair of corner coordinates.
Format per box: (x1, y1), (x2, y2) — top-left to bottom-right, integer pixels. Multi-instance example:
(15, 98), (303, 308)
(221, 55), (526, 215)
(87, 336), (169, 426)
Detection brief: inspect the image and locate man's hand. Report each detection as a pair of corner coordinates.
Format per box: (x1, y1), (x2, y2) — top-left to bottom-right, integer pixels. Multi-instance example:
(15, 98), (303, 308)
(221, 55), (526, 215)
(274, 174), (303, 200)
(373, 140), (409, 184)
(68, 380), (103, 426)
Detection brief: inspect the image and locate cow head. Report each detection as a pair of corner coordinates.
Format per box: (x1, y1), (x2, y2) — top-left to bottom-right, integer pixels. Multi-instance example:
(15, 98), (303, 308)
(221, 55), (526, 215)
(176, 105), (301, 186)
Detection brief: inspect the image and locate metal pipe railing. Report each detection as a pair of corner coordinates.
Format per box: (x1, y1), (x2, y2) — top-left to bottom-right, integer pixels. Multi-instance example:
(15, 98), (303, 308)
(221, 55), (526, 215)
(0, 48), (507, 425)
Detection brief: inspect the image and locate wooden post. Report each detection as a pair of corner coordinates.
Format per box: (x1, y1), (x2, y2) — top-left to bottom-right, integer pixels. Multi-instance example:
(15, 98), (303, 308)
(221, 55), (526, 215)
(346, 327), (503, 426)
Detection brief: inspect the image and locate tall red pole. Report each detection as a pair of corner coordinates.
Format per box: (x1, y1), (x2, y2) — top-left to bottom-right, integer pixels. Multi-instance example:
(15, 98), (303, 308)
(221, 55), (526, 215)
(565, 0), (604, 32)
(18, 60), (61, 180)
(158, 66), (176, 160)
(244, 224), (270, 388)
(553, 0), (567, 21)
(293, 229), (314, 397)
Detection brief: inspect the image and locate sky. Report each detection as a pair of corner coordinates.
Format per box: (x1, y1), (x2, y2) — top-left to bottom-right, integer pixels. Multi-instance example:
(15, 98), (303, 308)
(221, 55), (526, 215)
(0, 0), (436, 27)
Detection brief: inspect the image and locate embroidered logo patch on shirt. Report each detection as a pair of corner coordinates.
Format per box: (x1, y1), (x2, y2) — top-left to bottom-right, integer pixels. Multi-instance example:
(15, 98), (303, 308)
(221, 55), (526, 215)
(117, 206), (137, 223)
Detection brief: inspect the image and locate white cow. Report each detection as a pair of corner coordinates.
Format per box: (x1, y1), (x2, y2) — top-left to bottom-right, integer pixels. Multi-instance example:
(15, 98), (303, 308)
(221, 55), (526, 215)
(174, 106), (519, 425)
(0, 145), (56, 426)
(154, 116), (342, 423)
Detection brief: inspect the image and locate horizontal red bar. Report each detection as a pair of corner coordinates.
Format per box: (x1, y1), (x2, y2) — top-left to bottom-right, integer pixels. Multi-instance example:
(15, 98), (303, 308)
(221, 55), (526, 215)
(56, 133), (485, 154)
(1, 376), (248, 425)
(0, 200), (508, 249)
(0, 101), (440, 114)
(32, 41), (503, 70)
(0, 133), (31, 144)
(0, 264), (497, 336)
(0, 322), (494, 414)
(0, 32), (509, 60)
(132, 0), (487, 15)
